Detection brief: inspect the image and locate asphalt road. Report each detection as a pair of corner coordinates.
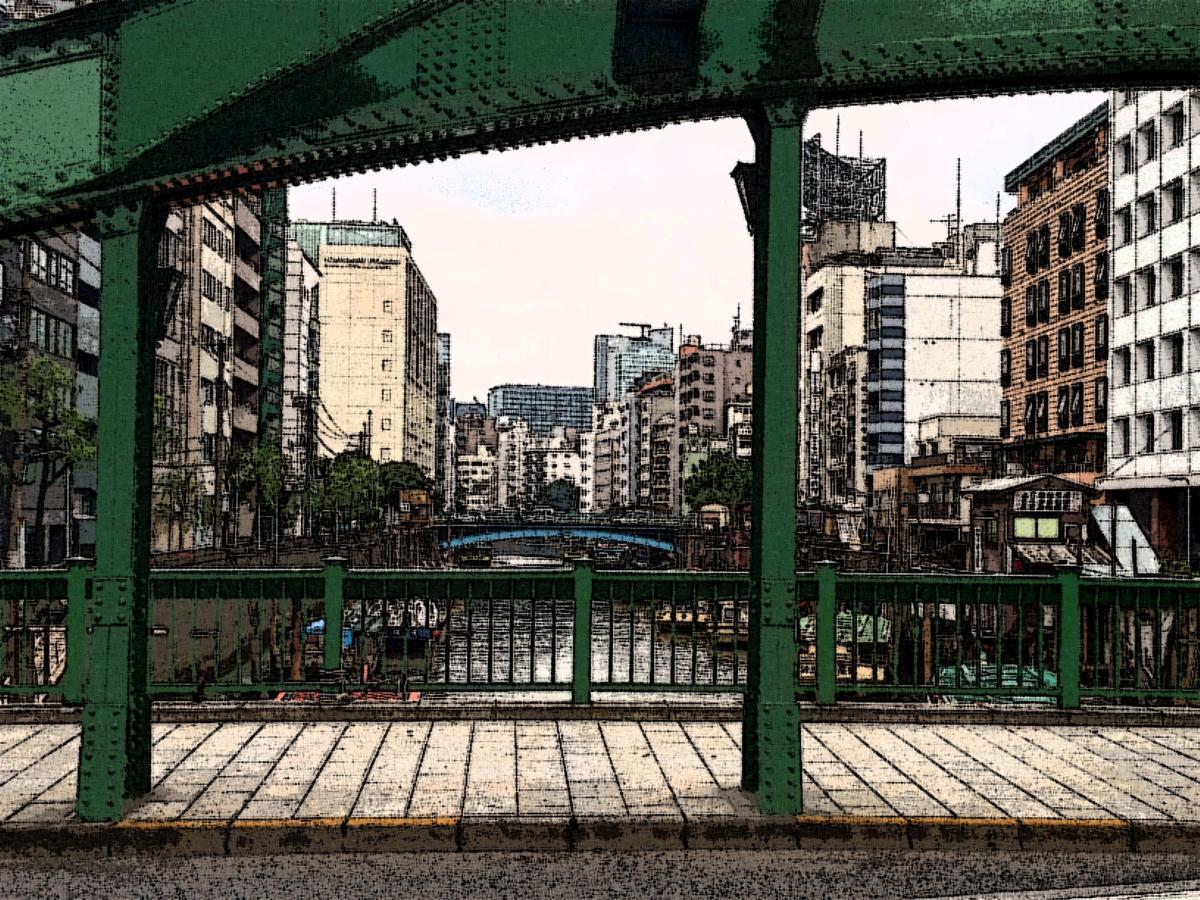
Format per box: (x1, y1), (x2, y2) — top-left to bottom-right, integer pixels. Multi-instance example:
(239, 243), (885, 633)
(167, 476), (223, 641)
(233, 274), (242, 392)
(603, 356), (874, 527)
(3, 851), (1200, 899)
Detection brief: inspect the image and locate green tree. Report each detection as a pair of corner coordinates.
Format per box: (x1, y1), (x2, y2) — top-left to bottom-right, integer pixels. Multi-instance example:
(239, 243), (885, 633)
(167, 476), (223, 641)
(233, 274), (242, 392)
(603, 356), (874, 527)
(378, 460), (429, 511)
(326, 452), (381, 530)
(540, 479), (579, 513)
(0, 357), (95, 567)
(683, 451), (751, 515)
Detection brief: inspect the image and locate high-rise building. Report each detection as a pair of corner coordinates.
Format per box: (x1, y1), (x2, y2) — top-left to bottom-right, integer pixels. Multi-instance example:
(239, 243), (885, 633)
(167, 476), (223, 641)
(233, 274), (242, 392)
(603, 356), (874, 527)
(495, 415), (532, 511)
(580, 402), (626, 514)
(487, 384), (592, 436)
(290, 220), (438, 474)
(1102, 89), (1200, 569)
(999, 102), (1109, 481)
(593, 325), (675, 403)
(282, 239), (320, 494)
(632, 374), (674, 513)
(435, 333), (451, 512)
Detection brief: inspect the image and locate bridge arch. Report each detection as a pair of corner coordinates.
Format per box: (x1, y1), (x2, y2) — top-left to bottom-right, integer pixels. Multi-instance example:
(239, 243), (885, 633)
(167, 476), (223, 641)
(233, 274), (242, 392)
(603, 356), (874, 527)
(441, 528), (675, 553)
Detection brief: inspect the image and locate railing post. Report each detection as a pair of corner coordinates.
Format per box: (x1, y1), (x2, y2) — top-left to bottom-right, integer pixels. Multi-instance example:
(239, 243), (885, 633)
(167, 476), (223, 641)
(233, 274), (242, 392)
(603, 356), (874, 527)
(741, 100), (803, 815)
(572, 561), (593, 706)
(816, 563), (837, 706)
(1057, 565), (1081, 709)
(62, 557), (90, 705)
(322, 556), (346, 678)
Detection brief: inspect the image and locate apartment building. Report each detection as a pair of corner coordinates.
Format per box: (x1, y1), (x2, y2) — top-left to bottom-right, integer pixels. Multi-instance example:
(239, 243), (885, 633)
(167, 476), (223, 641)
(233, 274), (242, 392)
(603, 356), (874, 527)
(435, 333), (451, 512)
(632, 374), (674, 513)
(291, 220), (438, 475)
(1103, 89), (1200, 568)
(800, 226), (1000, 513)
(580, 402), (626, 514)
(495, 415), (532, 512)
(455, 445), (497, 513)
(999, 102), (1110, 478)
(672, 320), (752, 512)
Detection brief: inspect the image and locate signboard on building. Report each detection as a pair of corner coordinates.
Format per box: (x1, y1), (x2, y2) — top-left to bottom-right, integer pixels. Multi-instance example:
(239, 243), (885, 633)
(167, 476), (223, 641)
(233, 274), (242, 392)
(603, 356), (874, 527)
(1013, 490), (1082, 513)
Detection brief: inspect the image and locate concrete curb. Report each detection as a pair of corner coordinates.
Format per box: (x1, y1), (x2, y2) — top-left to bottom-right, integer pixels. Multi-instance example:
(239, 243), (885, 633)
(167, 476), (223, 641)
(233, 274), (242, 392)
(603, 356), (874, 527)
(5, 702), (1200, 727)
(3, 815), (1197, 856)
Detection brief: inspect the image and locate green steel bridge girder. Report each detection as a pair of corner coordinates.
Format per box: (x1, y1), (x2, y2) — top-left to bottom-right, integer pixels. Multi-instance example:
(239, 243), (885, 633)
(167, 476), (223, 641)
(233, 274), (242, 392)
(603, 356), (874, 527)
(3, 0), (1200, 234)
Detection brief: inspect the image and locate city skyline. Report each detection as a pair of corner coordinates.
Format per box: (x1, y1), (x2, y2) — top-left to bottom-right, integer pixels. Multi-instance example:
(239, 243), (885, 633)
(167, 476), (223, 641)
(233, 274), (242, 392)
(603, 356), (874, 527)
(290, 90), (1105, 401)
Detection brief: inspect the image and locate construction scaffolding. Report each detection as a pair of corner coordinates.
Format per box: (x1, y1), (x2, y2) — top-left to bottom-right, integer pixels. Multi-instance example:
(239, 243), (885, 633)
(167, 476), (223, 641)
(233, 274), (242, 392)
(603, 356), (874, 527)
(802, 134), (887, 236)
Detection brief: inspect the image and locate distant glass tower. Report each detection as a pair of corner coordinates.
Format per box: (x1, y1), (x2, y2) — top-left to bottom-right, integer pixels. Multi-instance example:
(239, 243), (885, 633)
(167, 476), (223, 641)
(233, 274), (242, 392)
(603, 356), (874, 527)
(593, 325), (675, 403)
(487, 385), (593, 436)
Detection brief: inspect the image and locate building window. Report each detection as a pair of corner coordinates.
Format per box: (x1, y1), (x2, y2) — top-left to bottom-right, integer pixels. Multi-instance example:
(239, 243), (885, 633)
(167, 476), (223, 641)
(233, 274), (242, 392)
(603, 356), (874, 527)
(1164, 332), (1185, 376)
(1136, 192), (1157, 237)
(1057, 328), (1070, 373)
(1024, 231), (1038, 274)
(807, 288), (823, 312)
(1115, 205), (1132, 246)
(1000, 246), (1012, 286)
(1057, 269), (1071, 315)
(1037, 392), (1048, 433)
(381, 418), (392, 431)
(1070, 383), (1084, 427)
(1137, 340), (1156, 381)
(1070, 323), (1084, 369)
(1000, 400), (1010, 438)
(1192, 407), (1200, 449)
(1094, 188), (1109, 240)
(1024, 395), (1036, 434)
(381, 358), (392, 372)
(1167, 104), (1186, 149)
(1071, 262), (1086, 309)
(1037, 279), (1050, 322)
(1057, 211), (1072, 259)
(1000, 349), (1011, 387)
(1025, 285), (1037, 327)
(380, 448), (391, 461)
(1056, 386), (1070, 431)
(1117, 136), (1133, 175)
(1025, 339), (1037, 381)
(1095, 314), (1108, 360)
(1165, 256), (1185, 300)
(381, 388), (392, 402)
(1000, 296), (1011, 337)
(1137, 121), (1158, 165)
(1114, 346), (1132, 386)
(382, 329), (393, 343)
(1165, 409), (1184, 451)
(1137, 267), (1157, 308)
(1038, 224), (1050, 269)
(1114, 417), (1131, 456)
(1138, 414), (1156, 452)
(1071, 203), (1086, 252)
(1094, 252), (1109, 301)
(1165, 179), (1186, 224)
(383, 299), (393, 314)
(1094, 377), (1108, 423)
(1116, 276), (1132, 315)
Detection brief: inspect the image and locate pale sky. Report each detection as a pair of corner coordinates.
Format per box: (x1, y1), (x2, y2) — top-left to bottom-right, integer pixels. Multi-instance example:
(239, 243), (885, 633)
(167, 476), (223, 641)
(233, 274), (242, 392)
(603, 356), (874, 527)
(289, 90), (1106, 402)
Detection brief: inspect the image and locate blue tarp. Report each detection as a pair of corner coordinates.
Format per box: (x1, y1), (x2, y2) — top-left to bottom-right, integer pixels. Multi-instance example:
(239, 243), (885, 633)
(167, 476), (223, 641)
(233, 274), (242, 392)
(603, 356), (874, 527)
(305, 618), (354, 649)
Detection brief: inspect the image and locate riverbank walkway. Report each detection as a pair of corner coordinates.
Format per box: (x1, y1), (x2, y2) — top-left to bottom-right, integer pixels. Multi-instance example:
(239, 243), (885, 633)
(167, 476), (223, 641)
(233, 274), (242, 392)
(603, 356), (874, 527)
(3, 716), (1200, 854)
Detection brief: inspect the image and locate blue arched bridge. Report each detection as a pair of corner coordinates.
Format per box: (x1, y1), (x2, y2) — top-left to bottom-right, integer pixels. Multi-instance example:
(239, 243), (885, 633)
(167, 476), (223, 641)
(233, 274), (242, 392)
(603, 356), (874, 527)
(440, 527), (676, 553)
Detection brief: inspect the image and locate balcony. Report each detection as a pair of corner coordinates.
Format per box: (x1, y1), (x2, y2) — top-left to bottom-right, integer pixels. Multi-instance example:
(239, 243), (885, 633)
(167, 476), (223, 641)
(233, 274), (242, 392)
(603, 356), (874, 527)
(235, 255), (261, 294)
(233, 355), (259, 387)
(233, 304), (259, 340)
(232, 403), (258, 434)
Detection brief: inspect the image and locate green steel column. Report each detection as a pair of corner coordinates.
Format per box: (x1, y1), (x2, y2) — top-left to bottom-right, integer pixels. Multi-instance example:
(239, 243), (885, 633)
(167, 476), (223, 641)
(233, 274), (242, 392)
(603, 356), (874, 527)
(322, 556), (346, 676)
(572, 561), (593, 706)
(815, 563), (837, 706)
(1057, 565), (1081, 709)
(76, 203), (164, 822)
(741, 102), (804, 814)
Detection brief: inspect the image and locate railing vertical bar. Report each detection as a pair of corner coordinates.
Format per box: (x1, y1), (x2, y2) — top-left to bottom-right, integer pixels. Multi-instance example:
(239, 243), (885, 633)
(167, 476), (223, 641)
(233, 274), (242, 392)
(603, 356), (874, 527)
(606, 580), (615, 684)
(465, 578), (475, 685)
(487, 577), (495, 685)
(16, 586), (26, 688)
(1015, 583), (1024, 688)
(1134, 587), (1142, 691)
(1153, 586), (1162, 692)
(235, 583), (244, 687)
(529, 577), (538, 684)
(508, 576), (516, 684)
(668, 580), (677, 686)
(190, 581), (199, 688)
(41, 581), (52, 688)
(1174, 588), (1184, 692)
(1036, 584), (1045, 686)
(628, 581), (635, 683)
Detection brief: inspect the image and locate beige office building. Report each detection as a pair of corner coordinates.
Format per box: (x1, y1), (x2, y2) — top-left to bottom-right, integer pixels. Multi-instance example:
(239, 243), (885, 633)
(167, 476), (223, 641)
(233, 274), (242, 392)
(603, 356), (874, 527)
(290, 221), (438, 476)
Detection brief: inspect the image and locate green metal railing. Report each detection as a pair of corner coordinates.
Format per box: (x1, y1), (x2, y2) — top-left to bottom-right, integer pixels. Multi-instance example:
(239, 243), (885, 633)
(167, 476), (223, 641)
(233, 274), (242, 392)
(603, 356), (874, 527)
(3, 561), (1199, 708)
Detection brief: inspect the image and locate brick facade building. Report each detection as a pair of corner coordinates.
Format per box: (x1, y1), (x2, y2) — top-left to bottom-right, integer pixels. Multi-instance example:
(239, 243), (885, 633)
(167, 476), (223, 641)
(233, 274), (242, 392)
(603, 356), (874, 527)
(1000, 103), (1110, 479)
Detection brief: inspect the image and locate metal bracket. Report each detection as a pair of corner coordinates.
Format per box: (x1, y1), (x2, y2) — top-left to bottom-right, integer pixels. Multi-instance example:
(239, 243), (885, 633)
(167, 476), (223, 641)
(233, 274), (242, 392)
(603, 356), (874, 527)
(758, 577), (796, 620)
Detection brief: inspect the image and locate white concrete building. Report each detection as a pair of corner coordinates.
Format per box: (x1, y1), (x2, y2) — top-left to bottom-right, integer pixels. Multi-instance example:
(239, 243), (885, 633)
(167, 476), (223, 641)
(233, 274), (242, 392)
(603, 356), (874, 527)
(282, 239), (320, 491)
(456, 445), (496, 513)
(1103, 88), (1200, 567)
(495, 415), (532, 511)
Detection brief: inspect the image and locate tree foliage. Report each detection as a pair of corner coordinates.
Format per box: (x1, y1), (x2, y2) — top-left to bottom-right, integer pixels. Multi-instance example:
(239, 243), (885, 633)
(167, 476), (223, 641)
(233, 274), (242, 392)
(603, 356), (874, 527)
(540, 479), (579, 513)
(683, 450), (751, 514)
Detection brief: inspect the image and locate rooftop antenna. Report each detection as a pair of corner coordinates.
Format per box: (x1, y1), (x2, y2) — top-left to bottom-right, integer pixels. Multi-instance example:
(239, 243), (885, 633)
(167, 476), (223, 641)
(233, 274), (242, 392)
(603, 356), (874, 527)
(331, 185), (337, 222)
(835, 115), (840, 157)
(956, 157), (963, 266)
(995, 191), (1002, 272)
(372, 188), (378, 224)
(858, 130), (863, 161)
